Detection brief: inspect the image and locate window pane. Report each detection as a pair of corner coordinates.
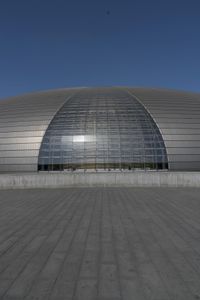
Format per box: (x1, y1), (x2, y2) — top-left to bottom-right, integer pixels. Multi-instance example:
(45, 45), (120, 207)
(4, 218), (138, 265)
(38, 89), (168, 170)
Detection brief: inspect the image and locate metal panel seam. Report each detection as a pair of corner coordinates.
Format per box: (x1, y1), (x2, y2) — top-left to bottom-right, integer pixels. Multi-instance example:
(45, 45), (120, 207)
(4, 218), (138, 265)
(125, 88), (169, 169)
(37, 91), (79, 170)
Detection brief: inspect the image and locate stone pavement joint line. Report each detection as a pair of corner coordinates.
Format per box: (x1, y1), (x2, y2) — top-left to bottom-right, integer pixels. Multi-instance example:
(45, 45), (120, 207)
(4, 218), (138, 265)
(0, 187), (200, 300)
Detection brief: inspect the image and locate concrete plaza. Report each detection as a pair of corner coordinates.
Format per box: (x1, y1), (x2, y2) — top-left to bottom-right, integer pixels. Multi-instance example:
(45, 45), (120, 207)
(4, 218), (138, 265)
(0, 187), (200, 300)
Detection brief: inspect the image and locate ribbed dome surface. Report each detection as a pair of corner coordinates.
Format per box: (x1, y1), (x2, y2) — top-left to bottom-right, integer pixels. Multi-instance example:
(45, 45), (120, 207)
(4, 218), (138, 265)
(0, 87), (200, 172)
(38, 88), (167, 171)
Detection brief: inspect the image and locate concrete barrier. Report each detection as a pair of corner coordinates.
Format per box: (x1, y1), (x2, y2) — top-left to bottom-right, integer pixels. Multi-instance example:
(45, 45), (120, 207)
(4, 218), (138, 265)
(1, 171), (200, 188)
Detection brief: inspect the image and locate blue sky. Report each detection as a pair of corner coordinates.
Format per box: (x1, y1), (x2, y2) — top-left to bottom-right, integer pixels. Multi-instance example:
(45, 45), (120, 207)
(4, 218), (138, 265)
(0, 0), (200, 98)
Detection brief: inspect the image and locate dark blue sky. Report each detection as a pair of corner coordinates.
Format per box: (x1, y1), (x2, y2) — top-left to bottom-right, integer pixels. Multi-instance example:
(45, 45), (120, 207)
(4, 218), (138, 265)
(0, 0), (200, 98)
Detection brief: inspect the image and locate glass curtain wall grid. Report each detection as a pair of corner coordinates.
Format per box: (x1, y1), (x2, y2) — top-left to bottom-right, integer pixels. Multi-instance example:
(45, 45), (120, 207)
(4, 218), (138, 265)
(38, 89), (168, 171)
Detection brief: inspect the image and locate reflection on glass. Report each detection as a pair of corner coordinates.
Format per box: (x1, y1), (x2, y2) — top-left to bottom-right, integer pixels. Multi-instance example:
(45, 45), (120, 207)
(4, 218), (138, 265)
(73, 135), (85, 143)
(38, 89), (168, 171)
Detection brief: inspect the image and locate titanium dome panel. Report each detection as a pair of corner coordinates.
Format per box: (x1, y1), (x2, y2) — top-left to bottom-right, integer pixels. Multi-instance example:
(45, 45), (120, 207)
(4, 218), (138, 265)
(0, 89), (75, 172)
(38, 88), (168, 171)
(3, 86), (200, 173)
(129, 88), (200, 170)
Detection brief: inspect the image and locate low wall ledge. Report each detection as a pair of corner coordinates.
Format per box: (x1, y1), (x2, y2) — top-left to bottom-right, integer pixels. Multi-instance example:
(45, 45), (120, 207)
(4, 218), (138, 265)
(0, 172), (200, 188)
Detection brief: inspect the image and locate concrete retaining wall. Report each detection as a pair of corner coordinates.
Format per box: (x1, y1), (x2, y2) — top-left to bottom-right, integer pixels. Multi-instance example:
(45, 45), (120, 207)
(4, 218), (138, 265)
(1, 171), (200, 189)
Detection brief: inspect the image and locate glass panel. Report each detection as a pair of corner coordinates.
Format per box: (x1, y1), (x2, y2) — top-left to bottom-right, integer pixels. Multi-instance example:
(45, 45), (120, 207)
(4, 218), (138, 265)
(38, 89), (168, 171)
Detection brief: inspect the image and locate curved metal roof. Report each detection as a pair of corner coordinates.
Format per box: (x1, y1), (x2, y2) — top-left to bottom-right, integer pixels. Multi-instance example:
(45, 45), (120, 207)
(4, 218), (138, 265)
(0, 87), (200, 172)
(129, 88), (200, 170)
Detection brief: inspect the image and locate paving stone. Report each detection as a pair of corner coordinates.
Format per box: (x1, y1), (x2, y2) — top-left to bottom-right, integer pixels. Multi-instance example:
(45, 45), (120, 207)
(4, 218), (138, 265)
(0, 187), (200, 300)
(74, 279), (97, 300)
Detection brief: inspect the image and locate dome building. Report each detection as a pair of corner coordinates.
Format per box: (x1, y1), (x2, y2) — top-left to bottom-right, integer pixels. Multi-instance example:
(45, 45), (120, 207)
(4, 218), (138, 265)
(0, 87), (200, 173)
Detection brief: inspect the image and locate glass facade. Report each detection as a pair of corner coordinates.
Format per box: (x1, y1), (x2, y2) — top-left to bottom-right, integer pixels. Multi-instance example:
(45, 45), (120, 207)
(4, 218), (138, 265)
(38, 89), (168, 171)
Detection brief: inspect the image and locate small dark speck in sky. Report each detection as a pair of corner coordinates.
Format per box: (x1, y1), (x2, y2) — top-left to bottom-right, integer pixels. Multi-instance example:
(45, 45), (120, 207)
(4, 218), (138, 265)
(1, 0), (200, 98)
